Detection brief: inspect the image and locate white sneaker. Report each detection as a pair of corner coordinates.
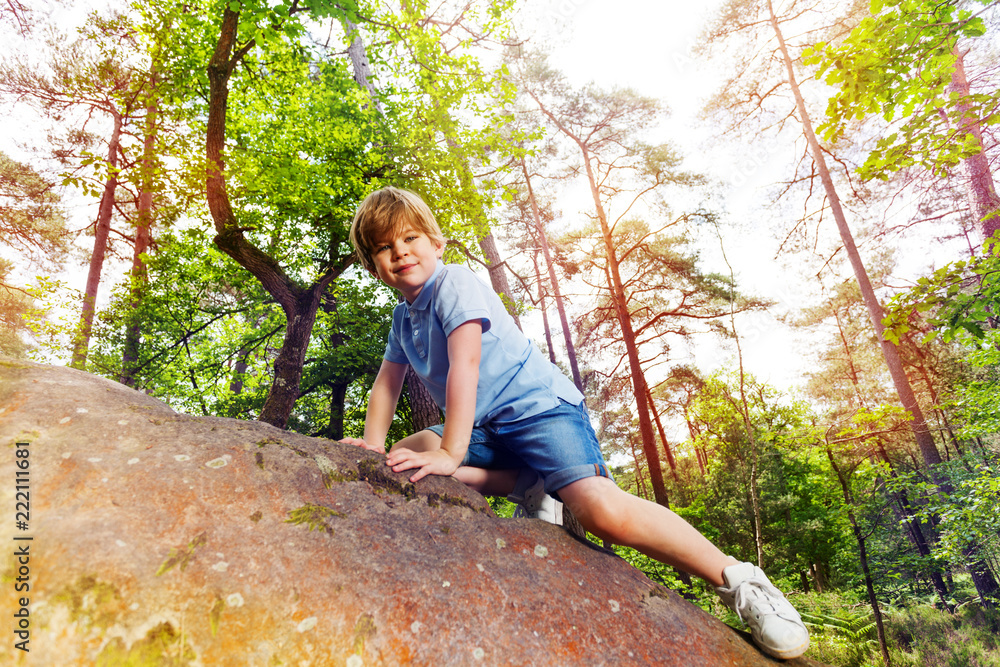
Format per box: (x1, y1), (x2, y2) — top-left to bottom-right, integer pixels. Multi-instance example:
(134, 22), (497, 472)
(509, 472), (563, 524)
(715, 562), (810, 660)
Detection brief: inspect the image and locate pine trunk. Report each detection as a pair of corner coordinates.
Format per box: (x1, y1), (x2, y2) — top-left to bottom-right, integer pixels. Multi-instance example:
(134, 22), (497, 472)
(579, 145), (668, 506)
(949, 47), (1000, 240)
(71, 110), (122, 370)
(522, 158), (583, 391)
(121, 69), (158, 387)
(769, 1), (942, 468)
(532, 250), (558, 365)
(827, 446), (892, 666)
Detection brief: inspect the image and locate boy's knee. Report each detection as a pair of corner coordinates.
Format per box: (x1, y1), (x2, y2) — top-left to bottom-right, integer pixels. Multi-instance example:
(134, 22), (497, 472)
(560, 478), (633, 542)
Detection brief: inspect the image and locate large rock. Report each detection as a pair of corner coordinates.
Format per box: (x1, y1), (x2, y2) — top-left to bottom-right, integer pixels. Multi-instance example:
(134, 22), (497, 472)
(0, 361), (821, 665)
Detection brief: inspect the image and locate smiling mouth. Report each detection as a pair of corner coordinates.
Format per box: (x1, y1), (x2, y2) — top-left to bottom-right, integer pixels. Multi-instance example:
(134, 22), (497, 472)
(394, 263), (416, 274)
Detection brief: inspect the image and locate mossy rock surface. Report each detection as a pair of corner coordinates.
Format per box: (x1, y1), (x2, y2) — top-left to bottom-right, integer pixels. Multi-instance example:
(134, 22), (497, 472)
(0, 361), (824, 666)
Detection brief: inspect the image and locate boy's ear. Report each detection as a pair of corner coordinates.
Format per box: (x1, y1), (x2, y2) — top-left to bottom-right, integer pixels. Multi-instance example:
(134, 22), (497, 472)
(434, 240), (445, 259)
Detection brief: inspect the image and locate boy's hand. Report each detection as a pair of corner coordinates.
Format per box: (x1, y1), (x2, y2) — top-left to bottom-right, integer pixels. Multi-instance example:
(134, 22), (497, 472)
(339, 437), (385, 454)
(385, 448), (459, 483)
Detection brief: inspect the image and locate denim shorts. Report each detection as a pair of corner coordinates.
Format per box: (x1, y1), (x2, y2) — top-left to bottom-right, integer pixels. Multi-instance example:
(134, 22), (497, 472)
(426, 399), (613, 495)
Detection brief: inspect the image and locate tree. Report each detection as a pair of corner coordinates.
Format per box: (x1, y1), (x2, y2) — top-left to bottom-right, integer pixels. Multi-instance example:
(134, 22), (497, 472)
(196, 0), (520, 429)
(810, 0), (1000, 240)
(0, 151), (66, 355)
(0, 15), (151, 369)
(521, 56), (720, 505)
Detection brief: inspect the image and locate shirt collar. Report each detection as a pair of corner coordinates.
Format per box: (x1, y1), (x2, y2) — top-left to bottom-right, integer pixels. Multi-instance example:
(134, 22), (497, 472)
(407, 259), (445, 312)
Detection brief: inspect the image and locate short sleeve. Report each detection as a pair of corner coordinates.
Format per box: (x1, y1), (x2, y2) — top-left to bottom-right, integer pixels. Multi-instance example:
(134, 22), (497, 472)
(433, 266), (493, 336)
(383, 306), (410, 364)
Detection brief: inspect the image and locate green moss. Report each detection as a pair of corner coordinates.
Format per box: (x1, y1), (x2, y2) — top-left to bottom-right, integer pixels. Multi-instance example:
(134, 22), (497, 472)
(96, 622), (196, 666)
(353, 612), (377, 654)
(209, 598), (225, 637)
(249, 510), (263, 523)
(424, 492), (482, 513)
(285, 503), (344, 534)
(155, 533), (208, 577)
(357, 458), (418, 499)
(50, 575), (122, 629)
(254, 452), (265, 469)
(256, 436), (310, 458)
(314, 455), (357, 487)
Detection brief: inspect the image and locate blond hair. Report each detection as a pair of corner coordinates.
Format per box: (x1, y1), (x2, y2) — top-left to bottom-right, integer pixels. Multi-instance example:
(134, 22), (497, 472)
(350, 187), (446, 274)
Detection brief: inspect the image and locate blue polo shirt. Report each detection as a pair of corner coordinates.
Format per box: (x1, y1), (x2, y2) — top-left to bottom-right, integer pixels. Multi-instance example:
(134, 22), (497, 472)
(384, 260), (583, 425)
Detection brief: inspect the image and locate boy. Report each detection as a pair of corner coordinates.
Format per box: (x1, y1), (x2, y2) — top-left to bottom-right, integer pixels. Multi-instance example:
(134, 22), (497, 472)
(341, 187), (810, 660)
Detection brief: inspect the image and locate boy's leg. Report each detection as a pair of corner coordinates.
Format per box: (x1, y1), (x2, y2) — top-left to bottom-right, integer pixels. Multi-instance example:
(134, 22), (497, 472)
(453, 466), (519, 496)
(558, 476), (809, 660)
(556, 476), (734, 585)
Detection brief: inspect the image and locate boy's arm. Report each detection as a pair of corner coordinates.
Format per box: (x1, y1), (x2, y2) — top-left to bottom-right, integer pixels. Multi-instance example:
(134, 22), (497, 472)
(386, 319), (481, 482)
(341, 359), (408, 453)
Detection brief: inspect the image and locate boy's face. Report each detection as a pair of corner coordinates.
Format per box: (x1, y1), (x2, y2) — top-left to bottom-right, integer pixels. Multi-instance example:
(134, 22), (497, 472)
(370, 226), (445, 303)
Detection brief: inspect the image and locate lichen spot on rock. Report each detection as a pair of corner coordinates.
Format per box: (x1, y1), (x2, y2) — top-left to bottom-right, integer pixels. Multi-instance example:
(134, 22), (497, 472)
(296, 616), (317, 633)
(174, 455), (190, 462)
(88, 458), (102, 463)
(346, 656), (363, 667)
(226, 593), (244, 608)
(212, 561), (229, 572)
(410, 621), (422, 634)
(476, 563), (485, 572)
(534, 545), (549, 558)
(61, 452), (72, 459)
(609, 599), (620, 613)
(59, 417), (71, 424)
(76, 407), (88, 413)
(117, 419), (128, 425)
(205, 457), (228, 469)
(495, 538), (506, 549)
(473, 647), (486, 660)
(127, 458), (140, 465)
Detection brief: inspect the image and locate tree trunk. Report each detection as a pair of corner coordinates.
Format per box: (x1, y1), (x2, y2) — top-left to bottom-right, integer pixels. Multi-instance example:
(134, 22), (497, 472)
(827, 446), (892, 667)
(478, 230), (521, 330)
(71, 110), (122, 370)
(522, 158), (583, 391)
(343, 18), (383, 116)
(121, 68), (158, 387)
(324, 380), (350, 441)
(531, 249), (557, 365)
(948, 47), (1000, 241)
(647, 386), (680, 484)
(407, 366), (441, 431)
(578, 143), (668, 506)
(206, 8), (345, 429)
